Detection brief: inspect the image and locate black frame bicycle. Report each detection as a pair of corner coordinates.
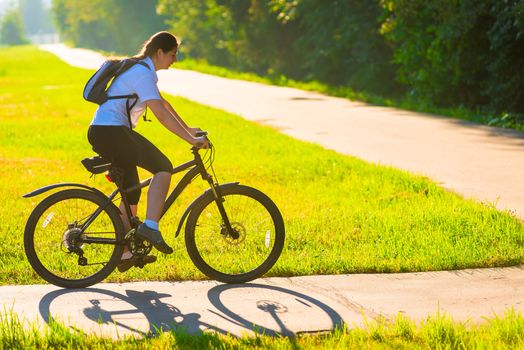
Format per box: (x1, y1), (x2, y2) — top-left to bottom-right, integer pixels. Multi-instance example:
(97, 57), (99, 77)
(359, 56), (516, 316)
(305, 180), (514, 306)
(23, 137), (285, 288)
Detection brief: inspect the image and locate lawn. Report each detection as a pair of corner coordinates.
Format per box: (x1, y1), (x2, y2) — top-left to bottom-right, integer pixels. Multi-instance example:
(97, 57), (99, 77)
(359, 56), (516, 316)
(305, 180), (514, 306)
(0, 45), (523, 286)
(2, 309), (524, 349)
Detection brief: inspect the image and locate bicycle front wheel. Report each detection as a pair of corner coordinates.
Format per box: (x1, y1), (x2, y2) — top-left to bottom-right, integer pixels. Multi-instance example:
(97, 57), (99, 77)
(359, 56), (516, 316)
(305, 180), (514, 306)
(185, 184), (285, 283)
(24, 189), (124, 288)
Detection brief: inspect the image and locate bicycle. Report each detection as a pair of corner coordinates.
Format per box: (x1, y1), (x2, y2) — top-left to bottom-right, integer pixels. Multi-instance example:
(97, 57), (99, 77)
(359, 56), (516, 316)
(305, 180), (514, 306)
(23, 134), (285, 288)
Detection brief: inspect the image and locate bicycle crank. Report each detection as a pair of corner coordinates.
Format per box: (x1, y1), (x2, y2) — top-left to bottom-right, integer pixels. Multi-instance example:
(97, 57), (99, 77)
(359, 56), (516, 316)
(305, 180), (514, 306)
(125, 228), (153, 256)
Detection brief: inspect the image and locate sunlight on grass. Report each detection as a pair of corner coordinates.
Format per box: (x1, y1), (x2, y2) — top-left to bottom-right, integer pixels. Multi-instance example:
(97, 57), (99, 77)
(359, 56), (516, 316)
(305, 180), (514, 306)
(0, 46), (523, 285)
(1, 309), (523, 349)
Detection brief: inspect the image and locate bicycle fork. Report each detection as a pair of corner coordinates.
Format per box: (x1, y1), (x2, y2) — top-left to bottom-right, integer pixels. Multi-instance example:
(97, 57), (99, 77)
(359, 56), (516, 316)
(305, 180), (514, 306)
(206, 177), (240, 240)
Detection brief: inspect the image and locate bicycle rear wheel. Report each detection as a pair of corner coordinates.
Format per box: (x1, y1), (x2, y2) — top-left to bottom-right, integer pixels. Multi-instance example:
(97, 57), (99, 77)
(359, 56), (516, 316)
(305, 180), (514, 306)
(24, 189), (124, 288)
(185, 184), (285, 283)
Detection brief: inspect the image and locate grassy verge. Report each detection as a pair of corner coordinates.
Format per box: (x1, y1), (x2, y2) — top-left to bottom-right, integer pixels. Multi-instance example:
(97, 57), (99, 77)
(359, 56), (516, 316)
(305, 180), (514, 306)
(176, 58), (524, 132)
(2, 309), (523, 349)
(0, 45), (523, 285)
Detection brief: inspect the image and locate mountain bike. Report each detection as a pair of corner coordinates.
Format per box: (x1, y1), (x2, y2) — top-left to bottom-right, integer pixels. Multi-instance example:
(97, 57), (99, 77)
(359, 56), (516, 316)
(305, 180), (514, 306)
(23, 134), (285, 288)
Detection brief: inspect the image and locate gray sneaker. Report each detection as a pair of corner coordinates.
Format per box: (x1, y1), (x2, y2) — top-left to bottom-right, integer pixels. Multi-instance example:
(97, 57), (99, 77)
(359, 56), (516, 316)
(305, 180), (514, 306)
(136, 223), (173, 254)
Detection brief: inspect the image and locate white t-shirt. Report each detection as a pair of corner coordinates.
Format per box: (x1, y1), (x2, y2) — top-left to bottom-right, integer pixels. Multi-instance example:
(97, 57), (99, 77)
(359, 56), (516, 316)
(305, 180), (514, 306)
(90, 57), (161, 128)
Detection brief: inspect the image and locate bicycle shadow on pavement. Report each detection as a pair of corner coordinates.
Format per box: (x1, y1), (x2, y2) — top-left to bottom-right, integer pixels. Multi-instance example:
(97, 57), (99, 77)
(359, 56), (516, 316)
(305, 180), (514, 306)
(207, 283), (346, 337)
(38, 287), (226, 338)
(37, 282), (346, 338)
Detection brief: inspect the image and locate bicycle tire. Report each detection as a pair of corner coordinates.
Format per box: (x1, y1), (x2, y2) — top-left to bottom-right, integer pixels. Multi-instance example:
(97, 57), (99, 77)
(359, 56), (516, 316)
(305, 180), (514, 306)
(24, 189), (124, 288)
(185, 184), (285, 283)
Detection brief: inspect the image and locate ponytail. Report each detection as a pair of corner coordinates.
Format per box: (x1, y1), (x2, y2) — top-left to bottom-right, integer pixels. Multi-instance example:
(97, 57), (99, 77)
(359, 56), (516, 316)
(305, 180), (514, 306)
(132, 31), (178, 60)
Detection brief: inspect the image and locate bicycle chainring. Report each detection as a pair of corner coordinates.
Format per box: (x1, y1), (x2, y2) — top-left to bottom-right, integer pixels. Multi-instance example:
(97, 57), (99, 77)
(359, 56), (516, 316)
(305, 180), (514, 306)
(125, 229), (153, 256)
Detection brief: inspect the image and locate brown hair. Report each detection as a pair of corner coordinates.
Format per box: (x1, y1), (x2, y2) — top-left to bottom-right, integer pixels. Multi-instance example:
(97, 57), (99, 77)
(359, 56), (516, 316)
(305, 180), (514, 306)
(132, 31), (178, 60)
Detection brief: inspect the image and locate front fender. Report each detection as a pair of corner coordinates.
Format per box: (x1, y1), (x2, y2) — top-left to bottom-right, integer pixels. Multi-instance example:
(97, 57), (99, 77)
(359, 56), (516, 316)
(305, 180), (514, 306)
(23, 183), (107, 199)
(174, 182), (240, 238)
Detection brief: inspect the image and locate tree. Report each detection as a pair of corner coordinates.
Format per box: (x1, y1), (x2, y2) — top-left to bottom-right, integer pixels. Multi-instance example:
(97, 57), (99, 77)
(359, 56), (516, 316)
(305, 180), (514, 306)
(275, 0), (397, 93)
(51, 0), (167, 54)
(381, 0), (524, 113)
(159, 0), (398, 93)
(158, 0), (237, 67)
(0, 8), (28, 45)
(19, 0), (48, 35)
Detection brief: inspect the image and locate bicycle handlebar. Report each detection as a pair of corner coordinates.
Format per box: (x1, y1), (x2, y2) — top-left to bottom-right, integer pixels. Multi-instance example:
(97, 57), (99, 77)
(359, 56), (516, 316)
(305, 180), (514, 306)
(193, 131), (211, 150)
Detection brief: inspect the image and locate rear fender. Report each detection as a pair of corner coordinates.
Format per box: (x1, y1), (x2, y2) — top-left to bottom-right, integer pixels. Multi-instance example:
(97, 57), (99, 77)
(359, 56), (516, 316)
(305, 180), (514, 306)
(23, 183), (107, 199)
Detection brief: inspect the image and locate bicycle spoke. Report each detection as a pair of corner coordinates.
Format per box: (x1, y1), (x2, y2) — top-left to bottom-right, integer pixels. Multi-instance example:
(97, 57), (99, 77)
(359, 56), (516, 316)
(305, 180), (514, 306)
(27, 191), (122, 284)
(189, 189), (281, 277)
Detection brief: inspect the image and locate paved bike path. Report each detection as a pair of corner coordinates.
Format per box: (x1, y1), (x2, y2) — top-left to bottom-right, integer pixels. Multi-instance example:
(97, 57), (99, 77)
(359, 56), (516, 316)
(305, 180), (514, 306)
(2, 267), (524, 338)
(2, 44), (522, 338)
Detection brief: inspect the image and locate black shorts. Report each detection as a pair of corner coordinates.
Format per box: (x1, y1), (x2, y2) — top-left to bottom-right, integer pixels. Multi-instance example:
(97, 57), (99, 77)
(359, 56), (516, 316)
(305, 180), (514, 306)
(87, 125), (172, 204)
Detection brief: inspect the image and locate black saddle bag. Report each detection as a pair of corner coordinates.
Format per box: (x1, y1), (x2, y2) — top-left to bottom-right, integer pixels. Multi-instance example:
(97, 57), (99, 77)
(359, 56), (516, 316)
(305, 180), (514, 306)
(81, 156), (112, 174)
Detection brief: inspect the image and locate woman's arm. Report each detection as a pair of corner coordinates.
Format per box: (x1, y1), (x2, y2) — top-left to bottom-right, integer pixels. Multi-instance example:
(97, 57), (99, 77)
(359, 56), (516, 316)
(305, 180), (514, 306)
(146, 99), (208, 147)
(160, 96), (202, 136)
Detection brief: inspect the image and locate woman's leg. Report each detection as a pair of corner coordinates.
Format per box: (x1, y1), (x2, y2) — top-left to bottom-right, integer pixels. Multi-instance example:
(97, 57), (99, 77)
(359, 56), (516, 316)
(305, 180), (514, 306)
(88, 126), (144, 259)
(119, 203), (137, 257)
(129, 130), (173, 224)
(128, 130), (174, 254)
(118, 202), (138, 233)
(120, 203), (137, 232)
(146, 172), (171, 222)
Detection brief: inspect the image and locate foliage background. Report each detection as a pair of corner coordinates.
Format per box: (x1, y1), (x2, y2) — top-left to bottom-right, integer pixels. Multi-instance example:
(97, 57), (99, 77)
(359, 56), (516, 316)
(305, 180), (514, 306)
(49, 0), (524, 118)
(0, 7), (28, 45)
(51, 0), (168, 55)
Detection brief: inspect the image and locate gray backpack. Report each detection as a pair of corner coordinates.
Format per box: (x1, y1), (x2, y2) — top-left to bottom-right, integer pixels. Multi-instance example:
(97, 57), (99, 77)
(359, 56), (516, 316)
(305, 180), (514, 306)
(83, 58), (150, 127)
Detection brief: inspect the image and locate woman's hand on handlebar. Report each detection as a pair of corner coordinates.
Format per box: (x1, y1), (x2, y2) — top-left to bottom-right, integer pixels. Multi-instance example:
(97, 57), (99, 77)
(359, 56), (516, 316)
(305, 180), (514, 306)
(192, 135), (210, 149)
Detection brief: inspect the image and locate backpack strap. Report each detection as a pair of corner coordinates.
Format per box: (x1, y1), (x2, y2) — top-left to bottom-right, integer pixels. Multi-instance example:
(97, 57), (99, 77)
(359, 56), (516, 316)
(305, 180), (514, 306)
(107, 94), (137, 100)
(125, 94), (139, 129)
(108, 60), (150, 128)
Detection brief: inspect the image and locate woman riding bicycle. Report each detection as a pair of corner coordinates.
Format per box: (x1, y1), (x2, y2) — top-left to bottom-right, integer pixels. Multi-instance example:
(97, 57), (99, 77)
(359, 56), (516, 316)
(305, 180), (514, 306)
(87, 31), (209, 272)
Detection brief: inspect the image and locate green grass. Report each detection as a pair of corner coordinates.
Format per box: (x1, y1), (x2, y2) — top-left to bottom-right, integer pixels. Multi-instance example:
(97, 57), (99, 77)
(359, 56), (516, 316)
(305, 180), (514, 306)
(0, 45), (523, 286)
(176, 58), (524, 132)
(2, 309), (524, 349)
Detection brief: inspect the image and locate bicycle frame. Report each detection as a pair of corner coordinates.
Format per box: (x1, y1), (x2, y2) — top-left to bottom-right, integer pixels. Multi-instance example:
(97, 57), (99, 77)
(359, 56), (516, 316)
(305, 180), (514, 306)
(131, 148), (208, 219)
(80, 146), (237, 246)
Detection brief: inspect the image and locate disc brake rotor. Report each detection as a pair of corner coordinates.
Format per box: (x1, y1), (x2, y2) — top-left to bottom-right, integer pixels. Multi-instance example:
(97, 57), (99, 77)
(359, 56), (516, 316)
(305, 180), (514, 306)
(220, 222), (247, 245)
